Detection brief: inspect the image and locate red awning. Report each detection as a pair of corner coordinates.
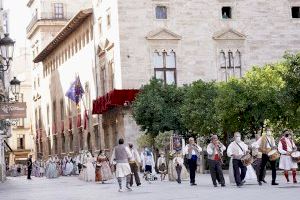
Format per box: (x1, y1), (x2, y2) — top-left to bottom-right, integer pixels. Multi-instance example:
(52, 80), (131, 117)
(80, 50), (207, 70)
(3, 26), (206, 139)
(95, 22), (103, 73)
(92, 89), (139, 114)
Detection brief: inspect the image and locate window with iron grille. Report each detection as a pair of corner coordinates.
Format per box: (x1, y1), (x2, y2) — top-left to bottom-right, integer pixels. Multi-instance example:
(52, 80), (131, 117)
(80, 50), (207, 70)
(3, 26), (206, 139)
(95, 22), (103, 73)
(153, 50), (176, 85)
(54, 3), (64, 19)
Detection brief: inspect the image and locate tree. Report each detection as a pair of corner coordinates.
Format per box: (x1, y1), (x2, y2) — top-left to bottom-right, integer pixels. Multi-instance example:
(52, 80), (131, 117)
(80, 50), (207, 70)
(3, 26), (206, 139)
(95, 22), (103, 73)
(154, 131), (172, 151)
(181, 80), (219, 137)
(280, 53), (300, 130)
(216, 64), (285, 138)
(132, 78), (186, 136)
(136, 133), (155, 149)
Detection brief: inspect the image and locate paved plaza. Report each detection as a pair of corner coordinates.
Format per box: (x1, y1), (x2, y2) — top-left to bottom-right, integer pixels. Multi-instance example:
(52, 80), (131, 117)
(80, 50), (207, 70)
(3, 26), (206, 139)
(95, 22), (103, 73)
(1, 174), (300, 200)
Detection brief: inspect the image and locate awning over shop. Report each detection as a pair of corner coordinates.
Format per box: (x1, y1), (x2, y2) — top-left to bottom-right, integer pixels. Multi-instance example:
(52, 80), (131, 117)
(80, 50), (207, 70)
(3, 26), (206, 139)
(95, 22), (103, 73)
(92, 89), (139, 114)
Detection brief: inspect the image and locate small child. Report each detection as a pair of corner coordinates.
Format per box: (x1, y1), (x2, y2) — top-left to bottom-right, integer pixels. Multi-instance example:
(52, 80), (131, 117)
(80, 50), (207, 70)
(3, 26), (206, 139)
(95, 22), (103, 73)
(157, 152), (167, 181)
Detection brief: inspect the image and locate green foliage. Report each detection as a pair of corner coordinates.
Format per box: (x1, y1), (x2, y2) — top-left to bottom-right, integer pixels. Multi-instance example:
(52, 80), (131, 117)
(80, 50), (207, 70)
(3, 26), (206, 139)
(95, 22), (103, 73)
(154, 131), (172, 151)
(132, 78), (186, 136)
(181, 80), (219, 136)
(133, 53), (300, 142)
(136, 133), (155, 149)
(280, 53), (300, 130)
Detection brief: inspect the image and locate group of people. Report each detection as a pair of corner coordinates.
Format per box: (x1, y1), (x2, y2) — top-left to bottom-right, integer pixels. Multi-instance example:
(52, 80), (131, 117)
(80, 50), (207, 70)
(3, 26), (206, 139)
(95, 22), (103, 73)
(206, 128), (299, 188)
(22, 128), (299, 192)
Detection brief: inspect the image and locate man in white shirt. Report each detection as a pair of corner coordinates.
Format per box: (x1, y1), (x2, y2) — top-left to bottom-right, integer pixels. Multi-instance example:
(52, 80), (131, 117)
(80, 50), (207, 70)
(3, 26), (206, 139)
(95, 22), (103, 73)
(207, 135), (226, 187)
(183, 137), (202, 186)
(254, 127), (278, 186)
(128, 143), (141, 187)
(227, 132), (248, 187)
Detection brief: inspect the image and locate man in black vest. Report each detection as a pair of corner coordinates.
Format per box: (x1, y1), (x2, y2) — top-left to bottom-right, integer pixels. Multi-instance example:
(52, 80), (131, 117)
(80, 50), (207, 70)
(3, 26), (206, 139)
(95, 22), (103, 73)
(27, 155), (33, 180)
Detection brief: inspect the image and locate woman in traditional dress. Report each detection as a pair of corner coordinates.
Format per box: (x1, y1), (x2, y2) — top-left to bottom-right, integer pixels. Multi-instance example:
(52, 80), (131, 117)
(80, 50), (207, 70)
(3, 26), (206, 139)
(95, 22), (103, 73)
(33, 160), (40, 177)
(95, 150), (113, 183)
(39, 160), (45, 177)
(46, 156), (58, 179)
(64, 155), (74, 176)
(84, 153), (96, 182)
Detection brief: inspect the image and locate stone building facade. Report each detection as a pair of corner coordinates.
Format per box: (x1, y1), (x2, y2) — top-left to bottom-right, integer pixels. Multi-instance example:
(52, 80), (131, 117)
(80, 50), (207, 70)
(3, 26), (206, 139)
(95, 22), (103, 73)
(33, 9), (97, 158)
(26, 0), (92, 159)
(7, 47), (35, 165)
(91, 0), (300, 152)
(32, 0), (300, 158)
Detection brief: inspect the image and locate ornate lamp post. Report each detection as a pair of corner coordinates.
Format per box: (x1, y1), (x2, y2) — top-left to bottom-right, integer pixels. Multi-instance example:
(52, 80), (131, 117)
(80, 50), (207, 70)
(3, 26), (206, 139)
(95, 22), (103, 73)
(10, 77), (20, 102)
(0, 33), (15, 182)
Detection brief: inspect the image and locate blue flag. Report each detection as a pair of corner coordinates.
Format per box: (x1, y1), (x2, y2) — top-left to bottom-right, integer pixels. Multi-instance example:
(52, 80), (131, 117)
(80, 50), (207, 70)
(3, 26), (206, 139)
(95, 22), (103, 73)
(65, 76), (84, 105)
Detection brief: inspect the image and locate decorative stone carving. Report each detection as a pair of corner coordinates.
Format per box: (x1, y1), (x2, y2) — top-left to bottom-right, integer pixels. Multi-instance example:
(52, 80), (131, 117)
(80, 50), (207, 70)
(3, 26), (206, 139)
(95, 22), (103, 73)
(146, 28), (182, 40)
(213, 28), (246, 40)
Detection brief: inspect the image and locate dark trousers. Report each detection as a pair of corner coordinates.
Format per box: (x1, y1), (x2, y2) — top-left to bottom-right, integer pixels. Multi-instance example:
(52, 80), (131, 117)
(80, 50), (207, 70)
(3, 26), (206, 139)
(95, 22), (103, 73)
(78, 163), (82, 174)
(129, 162), (141, 186)
(259, 154), (276, 182)
(232, 159), (247, 186)
(188, 159), (197, 183)
(175, 164), (182, 182)
(208, 159), (225, 186)
(252, 158), (266, 182)
(27, 168), (32, 179)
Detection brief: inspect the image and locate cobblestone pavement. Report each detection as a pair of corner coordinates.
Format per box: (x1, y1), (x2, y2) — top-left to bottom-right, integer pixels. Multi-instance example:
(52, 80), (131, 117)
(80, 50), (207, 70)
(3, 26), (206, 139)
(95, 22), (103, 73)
(1, 174), (300, 200)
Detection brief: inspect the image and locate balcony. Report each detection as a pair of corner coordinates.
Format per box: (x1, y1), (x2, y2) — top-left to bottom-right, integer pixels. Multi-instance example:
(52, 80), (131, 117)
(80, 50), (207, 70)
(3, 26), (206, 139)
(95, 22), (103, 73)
(26, 12), (73, 35)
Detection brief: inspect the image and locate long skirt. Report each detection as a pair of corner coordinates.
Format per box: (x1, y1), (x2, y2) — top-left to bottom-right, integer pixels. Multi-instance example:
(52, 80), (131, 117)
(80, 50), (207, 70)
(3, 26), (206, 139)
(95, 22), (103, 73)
(46, 163), (58, 179)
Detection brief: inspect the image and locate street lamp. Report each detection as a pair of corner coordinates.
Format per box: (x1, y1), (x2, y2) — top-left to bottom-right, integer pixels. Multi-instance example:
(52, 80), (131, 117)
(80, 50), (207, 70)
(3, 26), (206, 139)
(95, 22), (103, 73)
(0, 33), (15, 71)
(10, 77), (20, 101)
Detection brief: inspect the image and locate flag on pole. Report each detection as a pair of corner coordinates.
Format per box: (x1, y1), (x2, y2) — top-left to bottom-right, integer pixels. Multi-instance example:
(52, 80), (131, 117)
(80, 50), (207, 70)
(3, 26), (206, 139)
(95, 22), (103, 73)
(65, 76), (85, 105)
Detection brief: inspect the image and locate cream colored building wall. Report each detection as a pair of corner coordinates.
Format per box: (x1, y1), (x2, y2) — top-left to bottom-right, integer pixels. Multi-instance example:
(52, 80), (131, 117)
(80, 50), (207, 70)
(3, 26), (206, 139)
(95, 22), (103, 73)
(114, 0), (300, 88)
(39, 16), (97, 154)
(93, 0), (122, 90)
(8, 47), (34, 153)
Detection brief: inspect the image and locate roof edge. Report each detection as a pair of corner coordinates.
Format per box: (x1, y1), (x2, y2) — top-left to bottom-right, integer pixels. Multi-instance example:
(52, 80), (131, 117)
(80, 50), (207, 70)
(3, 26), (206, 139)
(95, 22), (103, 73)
(33, 8), (93, 63)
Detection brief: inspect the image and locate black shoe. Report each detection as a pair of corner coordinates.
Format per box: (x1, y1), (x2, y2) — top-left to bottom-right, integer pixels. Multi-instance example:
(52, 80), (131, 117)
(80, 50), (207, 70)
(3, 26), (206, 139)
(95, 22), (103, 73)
(258, 181), (262, 186)
(271, 182), (279, 186)
(137, 183), (141, 186)
(190, 183), (197, 186)
(242, 180), (246, 184)
(214, 184), (218, 187)
(237, 184), (243, 188)
(262, 180), (267, 183)
(221, 184), (225, 187)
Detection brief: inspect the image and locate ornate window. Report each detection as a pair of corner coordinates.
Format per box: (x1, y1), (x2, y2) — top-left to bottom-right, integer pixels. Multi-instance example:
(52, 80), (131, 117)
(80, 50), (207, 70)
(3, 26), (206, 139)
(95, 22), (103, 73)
(153, 50), (176, 85)
(220, 49), (242, 82)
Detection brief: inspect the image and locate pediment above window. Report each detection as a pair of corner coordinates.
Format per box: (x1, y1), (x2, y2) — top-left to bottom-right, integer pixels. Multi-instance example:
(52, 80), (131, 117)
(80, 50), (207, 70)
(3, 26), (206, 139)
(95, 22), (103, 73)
(146, 28), (182, 40)
(213, 28), (246, 40)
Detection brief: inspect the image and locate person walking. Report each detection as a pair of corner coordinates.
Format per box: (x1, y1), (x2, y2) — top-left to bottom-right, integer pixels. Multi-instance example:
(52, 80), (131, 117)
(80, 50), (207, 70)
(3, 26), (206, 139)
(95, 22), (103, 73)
(111, 138), (133, 192)
(207, 135), (226, 187)
(128, 143), (141, 187)
(227, 132), (248, 187)
(183, 137), (202, 186)
(27, 155), (33, 180)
